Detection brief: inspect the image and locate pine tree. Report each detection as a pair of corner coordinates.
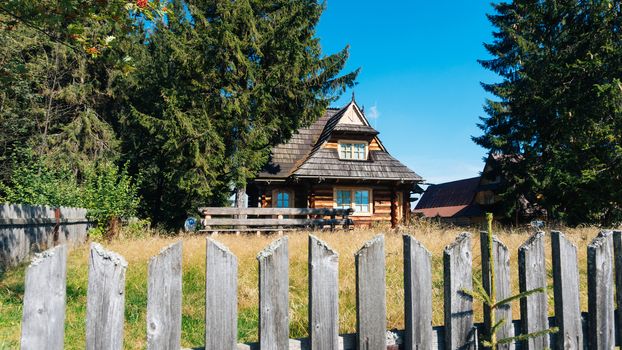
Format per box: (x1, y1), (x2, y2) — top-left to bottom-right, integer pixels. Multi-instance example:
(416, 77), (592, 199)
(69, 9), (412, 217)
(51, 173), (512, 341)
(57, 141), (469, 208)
(475, 1), (622, 225)
(124, 0), (358, 227)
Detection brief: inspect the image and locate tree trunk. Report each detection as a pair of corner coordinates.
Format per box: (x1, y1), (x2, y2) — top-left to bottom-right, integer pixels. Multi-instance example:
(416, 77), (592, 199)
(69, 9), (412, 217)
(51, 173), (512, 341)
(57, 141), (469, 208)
(235, 187), (247, 222)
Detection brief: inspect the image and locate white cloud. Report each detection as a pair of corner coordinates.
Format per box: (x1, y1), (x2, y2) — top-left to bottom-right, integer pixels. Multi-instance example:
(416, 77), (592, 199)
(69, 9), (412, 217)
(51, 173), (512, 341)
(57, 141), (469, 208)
(367, 103), (380, 120)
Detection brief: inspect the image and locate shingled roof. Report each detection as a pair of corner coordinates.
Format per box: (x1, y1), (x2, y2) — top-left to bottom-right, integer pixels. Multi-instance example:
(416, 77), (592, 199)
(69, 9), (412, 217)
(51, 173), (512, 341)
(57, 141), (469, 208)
(256, 101), (422, 182)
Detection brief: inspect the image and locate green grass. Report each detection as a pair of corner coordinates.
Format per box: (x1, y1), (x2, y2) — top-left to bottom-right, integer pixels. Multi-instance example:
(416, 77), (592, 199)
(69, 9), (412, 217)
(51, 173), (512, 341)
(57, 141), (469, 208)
(0, 224), (601, 349)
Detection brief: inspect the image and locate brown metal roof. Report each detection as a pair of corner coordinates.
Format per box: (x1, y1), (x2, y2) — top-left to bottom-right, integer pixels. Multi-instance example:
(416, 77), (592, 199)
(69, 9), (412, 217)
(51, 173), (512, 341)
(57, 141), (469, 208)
(414, 177), (481, 216)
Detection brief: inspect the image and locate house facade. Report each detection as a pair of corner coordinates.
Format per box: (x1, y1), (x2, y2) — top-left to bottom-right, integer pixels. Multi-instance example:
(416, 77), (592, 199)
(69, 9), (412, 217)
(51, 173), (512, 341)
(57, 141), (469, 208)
(247, 99), (423, 227)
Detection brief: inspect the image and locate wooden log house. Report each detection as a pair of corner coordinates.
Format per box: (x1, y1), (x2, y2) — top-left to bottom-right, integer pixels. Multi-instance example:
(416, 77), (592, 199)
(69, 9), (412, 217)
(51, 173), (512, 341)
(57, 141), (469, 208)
(247, 99), (423, 227)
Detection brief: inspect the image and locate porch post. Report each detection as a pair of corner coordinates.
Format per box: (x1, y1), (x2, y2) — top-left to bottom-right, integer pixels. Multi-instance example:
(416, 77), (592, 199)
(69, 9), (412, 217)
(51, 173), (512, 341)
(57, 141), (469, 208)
(260, 187), (267, 208)
(390, 188), (398, 228)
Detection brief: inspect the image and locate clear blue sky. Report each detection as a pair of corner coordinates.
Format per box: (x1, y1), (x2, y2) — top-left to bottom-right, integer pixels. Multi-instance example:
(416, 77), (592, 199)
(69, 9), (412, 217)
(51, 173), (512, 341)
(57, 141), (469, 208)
(316, 1), (499, 184)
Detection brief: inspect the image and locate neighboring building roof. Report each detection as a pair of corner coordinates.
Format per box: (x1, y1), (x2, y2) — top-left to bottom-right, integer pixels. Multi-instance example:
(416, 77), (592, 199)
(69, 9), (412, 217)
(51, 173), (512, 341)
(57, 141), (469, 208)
(256, 100), (422, 182)
(414, 177), (482, 218)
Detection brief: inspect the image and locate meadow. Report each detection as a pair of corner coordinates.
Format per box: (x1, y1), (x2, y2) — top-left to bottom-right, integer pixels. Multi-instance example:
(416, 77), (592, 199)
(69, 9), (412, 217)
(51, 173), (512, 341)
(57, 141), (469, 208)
(0, 222), (600, 349)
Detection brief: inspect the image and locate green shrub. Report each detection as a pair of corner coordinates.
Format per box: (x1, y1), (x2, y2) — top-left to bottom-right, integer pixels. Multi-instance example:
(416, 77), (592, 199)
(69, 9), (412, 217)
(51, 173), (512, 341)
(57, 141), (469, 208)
(0, 150), (140, 238)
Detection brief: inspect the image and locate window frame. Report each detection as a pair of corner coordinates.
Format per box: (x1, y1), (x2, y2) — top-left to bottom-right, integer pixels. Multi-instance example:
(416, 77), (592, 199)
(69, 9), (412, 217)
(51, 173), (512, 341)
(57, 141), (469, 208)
(337, 140), (369, 161)
(333, 187), (373, 216)
(272, 189), (294, 208)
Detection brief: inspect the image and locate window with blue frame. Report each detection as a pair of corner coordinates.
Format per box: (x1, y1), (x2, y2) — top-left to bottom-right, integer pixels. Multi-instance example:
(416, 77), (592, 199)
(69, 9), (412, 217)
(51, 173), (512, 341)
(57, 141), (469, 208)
(335, 188), (371, 214)
(276, 192), (289, 208)
(354, 190), (370, 213)
(336, 190), (351, 209)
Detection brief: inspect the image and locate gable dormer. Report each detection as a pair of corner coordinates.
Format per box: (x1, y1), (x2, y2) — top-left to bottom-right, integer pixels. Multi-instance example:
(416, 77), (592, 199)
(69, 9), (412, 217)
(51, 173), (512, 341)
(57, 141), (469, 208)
(325, 100), (384, 161)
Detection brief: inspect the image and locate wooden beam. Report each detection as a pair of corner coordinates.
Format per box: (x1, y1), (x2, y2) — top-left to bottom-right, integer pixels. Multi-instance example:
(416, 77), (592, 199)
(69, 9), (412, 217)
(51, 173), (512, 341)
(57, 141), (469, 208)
(198, 207), (353, 216)
(390, 189), (398, 228)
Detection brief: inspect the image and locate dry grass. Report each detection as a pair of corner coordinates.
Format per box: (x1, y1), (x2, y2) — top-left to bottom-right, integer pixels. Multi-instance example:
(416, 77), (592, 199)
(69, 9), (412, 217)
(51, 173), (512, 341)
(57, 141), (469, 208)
(0, 222), (604, 349)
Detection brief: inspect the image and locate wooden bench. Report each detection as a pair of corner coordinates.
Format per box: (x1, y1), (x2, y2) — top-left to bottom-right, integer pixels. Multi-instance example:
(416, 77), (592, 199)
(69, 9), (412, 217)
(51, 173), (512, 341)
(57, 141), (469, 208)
(197, 207), (354, 234)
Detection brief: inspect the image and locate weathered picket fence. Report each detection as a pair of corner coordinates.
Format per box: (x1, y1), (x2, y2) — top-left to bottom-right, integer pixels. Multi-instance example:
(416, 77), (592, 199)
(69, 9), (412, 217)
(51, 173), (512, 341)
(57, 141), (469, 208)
(0, 204), (91, 270)
(18, 230), (622, 350)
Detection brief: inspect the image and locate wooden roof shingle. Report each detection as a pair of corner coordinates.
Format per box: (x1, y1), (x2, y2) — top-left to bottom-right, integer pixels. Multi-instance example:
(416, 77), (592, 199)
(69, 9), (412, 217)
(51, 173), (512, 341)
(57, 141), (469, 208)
(256, 101), (422, 183)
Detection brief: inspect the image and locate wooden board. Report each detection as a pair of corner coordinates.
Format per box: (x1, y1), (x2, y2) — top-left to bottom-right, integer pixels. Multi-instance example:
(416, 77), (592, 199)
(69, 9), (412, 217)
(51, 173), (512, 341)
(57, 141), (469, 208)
(20, 245), (67, 350)
(551, 231), (583, 350)
(205, 239), (238, 349)
(480, 232), (514, 350)
(403, 235), (433, 350)
(587, 231), (615, 349)
(518, 232), (549, 350)
(443, 232), (475, 349)
(147, 242), (182, 350)
(308, 235), (339, 350)
(355, 235), (386, 349)
(86, 243), (127, 350)
(258, 237), (289, 350)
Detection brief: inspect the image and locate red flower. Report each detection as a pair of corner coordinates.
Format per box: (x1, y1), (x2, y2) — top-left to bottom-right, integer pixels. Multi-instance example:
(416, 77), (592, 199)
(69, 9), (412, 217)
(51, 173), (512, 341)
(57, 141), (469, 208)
(136, 0), (148, 9)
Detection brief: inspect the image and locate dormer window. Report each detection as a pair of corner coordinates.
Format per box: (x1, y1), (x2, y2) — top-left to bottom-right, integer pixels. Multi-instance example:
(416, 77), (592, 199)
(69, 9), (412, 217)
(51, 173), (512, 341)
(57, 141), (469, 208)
(339, 141), (368, 160)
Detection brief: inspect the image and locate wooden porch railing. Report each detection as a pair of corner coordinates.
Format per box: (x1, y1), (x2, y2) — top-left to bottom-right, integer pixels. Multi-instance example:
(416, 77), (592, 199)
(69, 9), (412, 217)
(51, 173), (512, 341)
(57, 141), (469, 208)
(198, 207), (354, 234)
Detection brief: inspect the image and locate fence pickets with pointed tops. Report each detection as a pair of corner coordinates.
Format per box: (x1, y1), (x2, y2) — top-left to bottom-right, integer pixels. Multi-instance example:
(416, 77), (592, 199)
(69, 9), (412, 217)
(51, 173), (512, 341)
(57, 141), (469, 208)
(18, 230), (622, 350)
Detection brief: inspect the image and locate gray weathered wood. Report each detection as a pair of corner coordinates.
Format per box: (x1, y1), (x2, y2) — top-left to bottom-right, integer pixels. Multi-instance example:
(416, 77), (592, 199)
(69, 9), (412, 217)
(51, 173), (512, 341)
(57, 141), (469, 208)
(403, 234), (433, 350)
(147, 241), (182, 350)
(518, 232), (549, 350)
(443, 232), (475, 350)
(587, 231), (615, 349)
(86, 243), (127, 350)
(308, 235), (339, 350)
(614, 230), (622, 347)
(1, 204), (91, 270)
(205, 238), (238, 350)
(20, 244), (67, 350)
(258, 237), (289, 350)
(480, 232), (514, 350)
(202, 218), (349, 227)
(355, 235), (387, 350)
(199, 207), (353, 216)
(551, 231), (583, 350)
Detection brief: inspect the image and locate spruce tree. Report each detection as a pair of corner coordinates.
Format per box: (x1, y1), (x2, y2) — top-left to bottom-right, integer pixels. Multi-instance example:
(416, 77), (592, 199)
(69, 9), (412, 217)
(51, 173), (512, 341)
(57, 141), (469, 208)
(475, 1), (622, 225)
(125, 0), (358, 226)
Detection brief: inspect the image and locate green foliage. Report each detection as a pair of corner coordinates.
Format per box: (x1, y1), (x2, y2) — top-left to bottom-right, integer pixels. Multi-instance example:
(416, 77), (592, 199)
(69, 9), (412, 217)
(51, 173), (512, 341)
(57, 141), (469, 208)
(1, 0), (357, 230)
(0, 150), (140, 233)
(83, 162), (141, 227)
(463, 214), (557, 349)
(475, 1), (622, 226)
(122, 0), (358, 227)
(0, 151), (83, 207)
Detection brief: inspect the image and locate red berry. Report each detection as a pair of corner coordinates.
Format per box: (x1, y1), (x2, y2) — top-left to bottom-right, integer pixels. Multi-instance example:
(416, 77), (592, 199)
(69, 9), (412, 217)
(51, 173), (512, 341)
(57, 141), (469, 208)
(136, 0), (148, 9)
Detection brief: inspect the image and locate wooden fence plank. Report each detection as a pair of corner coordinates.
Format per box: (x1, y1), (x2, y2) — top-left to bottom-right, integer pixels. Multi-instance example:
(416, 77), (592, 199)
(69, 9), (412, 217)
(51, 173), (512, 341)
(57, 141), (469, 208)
(614, 230), (622, 347)
(308, 235), (339, 350)
(587, 231), (615, 349)
(86, 243), (127, 350)
(551, 231), (583, 350)
(20, 244), (67, 350)
(258, 237), (289, 350)
(443, 232), (475, 350)
(403, 234), (433, 350)
(480, 232), (514, 350)
(205, 238), (238, 350)
(518, 232), (549, 350)
(355, 235), (386, 350)
(147, 242), (182, 350)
